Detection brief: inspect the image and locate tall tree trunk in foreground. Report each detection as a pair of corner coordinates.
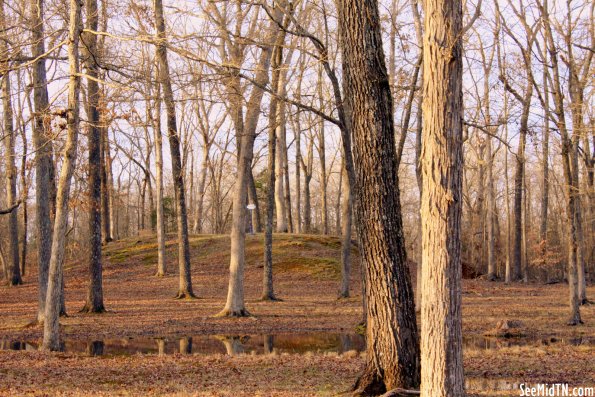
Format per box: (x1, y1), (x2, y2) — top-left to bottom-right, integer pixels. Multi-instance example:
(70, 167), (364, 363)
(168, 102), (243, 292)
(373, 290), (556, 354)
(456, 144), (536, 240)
(420, 0), (465, 395)
(262, 15), (287, 301)
(30, 0), (55, 322)
(81, 0), (105, 313)
(42, 0), (81, 350)
(338, 0), (420, 393)
(154, 0), (194, 298)
(0, 0), (21, 286)
(541, 1), (582, 325)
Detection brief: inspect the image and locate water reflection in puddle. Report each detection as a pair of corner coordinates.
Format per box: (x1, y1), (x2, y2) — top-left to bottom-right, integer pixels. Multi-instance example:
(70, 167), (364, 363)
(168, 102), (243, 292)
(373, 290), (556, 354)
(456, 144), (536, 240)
(0, 333), (366, 357)
(463, 335), (593, 350)
(1, 333), (591, 357)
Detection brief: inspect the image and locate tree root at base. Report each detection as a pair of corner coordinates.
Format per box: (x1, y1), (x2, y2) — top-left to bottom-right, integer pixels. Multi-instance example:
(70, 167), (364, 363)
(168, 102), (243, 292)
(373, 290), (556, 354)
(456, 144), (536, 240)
(79, 304), (106, 314)
(260, 295), (283, 302)
(214, 308), (251, 317)
(174, 291), (197, 300)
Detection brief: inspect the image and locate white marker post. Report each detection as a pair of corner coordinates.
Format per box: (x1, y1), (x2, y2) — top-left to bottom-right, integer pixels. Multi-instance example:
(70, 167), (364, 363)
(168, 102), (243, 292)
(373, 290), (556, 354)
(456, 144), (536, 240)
(247, 203), (256, 235)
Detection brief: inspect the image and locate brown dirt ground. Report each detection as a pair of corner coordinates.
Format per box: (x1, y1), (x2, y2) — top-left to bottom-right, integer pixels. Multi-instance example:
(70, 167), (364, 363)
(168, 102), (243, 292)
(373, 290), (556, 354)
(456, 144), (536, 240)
(0, 233), (593, 396)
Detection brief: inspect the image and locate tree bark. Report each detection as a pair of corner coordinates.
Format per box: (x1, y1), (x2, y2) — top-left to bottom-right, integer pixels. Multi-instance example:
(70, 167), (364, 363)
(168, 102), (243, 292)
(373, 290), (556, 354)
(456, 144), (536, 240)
(275, 113), (288, 232)
(420, 0), (466, 395)
(0, 0), (21, 286)
(338, 0), (420, 393)
(153, 0), (194, 298)
(81, 0), (105, 313)
(541, 2), (582, 324)
(150, 86), (166, 276)
(42, 0), (81, 350)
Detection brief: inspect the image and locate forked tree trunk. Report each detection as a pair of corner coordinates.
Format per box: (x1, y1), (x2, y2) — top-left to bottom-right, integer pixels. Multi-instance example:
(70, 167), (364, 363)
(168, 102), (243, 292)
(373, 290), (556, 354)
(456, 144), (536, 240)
(81, 0), (105, 313)
(0, 0), (21, 286)
(154, 0), (194, 297)
(420, 0), (465, 395)
(218, 10), (280, 316)
(29, 0), (55, 322)
(42, 0), (81, 350)
(338, 0), (420, 393)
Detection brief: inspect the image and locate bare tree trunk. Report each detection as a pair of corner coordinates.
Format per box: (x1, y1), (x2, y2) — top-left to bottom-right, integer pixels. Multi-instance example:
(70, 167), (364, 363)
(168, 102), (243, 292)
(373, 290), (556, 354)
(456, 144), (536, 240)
(302, 136), (313, 234)
(262, 15), (287, 301)
(105, 135), (115, 241)
(0, 0), (21, 286)
(29, 0), (55, 322)
(541, 3), (582, 324)
(100, 125), (112, 243)
(151, 89), (166, 276)
(81, 0), (105, 313)
(193, 140), (208, 234)
(154, 0), (194, 297)
(42, 0), (81, 350)
(247, 170), (262, 232)
(540, 71), (550, 244)
(338, 0), (420, 392)
(338, 164), (352, 298)
(282, 122), (294, 233)
(420, 0), (465, 394)
(19, 123), (28, 277)
(317, 70), (329, 235)
(218, 9), (280, 316)
(275, 114), (288, 232)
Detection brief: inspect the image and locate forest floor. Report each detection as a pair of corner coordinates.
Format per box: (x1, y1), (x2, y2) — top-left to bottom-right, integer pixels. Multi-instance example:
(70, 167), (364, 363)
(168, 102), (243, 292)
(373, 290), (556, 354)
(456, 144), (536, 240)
(0, 233), (593, 396)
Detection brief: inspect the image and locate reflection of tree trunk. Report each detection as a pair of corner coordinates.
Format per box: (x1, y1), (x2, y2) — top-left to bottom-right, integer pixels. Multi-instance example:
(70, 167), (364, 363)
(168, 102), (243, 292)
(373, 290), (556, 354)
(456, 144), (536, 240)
(219, 337), (243, 356)
(156, 338), (165, 356)
(179, 337), (192, 354)
(263, 335), (274, 354)
(339, 334), (353, 354)
(87, 341), (104, 356)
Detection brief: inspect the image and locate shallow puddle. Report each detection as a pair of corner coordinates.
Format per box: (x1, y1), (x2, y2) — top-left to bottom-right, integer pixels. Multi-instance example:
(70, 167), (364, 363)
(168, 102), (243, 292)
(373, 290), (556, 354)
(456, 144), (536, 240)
(0, 332), (366, 356)
(1, 332), (591, 357)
